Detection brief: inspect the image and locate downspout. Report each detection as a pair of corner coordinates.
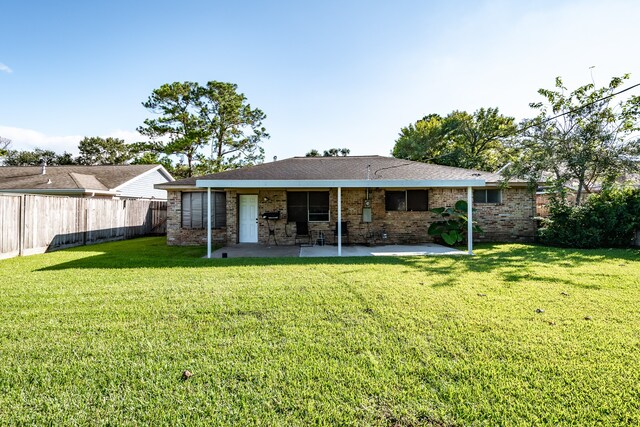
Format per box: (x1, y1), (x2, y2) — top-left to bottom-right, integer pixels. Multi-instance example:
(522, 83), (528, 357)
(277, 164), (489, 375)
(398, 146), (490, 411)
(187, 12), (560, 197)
(467, 186), (473, 255)
(207, 187), (212, 258)
(337, 187), (342, 256)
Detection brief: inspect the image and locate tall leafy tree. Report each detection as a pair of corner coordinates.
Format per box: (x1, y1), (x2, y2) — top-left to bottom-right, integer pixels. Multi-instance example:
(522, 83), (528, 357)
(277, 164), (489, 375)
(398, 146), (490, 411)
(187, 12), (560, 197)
(77, 137), (133, 165)
(509, 74), (640, 204)
(138, 82), (207, 177)
(196, 81), (268, 172)
(393, 109), (517, 171)
(392, 114), (448, 163)
(138, 81), (268, 176)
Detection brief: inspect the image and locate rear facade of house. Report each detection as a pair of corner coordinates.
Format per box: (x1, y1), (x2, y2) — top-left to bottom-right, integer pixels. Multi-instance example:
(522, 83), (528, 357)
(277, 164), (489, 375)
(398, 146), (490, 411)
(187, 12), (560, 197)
(157, 156), (536, 247)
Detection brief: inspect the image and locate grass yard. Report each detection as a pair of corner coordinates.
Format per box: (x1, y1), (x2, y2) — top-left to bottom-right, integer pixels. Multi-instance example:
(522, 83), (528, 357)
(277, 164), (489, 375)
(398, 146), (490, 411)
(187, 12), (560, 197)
(1, 237), (639, 426)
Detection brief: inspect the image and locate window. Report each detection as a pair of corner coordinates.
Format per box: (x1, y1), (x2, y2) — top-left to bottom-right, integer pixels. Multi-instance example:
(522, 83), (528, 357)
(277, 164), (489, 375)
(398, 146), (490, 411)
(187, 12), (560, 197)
(181, 192), (226, 229)
(287, 191), (329, 222)
(385, 190), (428, 211)
(474, 189), (501, 204)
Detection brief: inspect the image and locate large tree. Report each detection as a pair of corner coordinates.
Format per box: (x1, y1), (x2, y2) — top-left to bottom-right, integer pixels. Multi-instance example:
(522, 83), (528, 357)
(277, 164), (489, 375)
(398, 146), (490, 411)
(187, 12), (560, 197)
(392, 114), (448, 162)
(196, 81), (268, 172)
(77, 137), (133, 165)
(138, 81), (268, 177)
(393, 108), (517, 171)
(510, 74), (640, 204)
(138, 82), (207, 177)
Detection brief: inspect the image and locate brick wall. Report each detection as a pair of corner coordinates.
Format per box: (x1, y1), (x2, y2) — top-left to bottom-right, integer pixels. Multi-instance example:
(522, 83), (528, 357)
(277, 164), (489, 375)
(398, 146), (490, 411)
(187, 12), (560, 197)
(166, 186), (536, 246)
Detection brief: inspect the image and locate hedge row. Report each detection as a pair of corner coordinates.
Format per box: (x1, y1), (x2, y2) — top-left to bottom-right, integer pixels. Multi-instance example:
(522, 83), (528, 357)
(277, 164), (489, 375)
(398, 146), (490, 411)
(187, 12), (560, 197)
(539, 188), (640, 248)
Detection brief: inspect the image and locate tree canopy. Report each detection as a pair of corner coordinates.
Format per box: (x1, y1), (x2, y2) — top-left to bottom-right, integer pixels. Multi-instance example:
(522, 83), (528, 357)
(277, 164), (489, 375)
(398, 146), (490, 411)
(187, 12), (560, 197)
(137, 81), (268, 177)
(137, 82), (205, 177)
(508, 74), (640, 204)
(392, 108), (517, 171)
(197, 81), (268, 171)
(77, 137), (133, 165)
(305, 148), (351, 157)
(2, 148), (76, 166)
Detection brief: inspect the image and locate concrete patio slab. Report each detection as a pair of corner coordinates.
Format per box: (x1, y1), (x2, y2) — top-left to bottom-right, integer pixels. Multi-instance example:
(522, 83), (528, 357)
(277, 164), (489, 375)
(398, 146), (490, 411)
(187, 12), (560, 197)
(208, 243), (466, 258)
(210, 244), (300, 258)
(300, 243), (466, 257)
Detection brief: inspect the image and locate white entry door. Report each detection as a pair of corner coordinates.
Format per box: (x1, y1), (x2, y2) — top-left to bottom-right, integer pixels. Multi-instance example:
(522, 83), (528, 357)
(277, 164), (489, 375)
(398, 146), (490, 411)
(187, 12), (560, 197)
(239, 195), (259, 243)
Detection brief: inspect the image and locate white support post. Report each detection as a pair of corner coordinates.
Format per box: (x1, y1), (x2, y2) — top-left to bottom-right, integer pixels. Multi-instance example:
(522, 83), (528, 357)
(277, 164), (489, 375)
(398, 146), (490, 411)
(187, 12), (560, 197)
(207, 187), (212, 259)
(337, 187), (342, 256)
(467, 186), (473, 255)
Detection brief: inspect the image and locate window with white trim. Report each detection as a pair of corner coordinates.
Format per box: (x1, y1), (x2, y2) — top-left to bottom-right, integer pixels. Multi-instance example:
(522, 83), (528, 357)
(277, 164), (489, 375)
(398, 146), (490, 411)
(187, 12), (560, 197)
(473, 189), (501, 203)
(181, 192), (226, 229)
(385, 190), (428, 211)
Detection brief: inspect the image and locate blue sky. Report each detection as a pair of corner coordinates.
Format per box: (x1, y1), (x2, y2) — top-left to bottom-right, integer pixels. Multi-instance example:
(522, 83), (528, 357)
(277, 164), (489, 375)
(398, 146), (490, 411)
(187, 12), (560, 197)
(1, 0), (639, 162)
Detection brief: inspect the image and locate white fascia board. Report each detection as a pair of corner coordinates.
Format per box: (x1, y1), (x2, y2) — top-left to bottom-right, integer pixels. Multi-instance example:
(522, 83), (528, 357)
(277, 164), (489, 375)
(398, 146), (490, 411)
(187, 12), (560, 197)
(195, 179), (486, 188)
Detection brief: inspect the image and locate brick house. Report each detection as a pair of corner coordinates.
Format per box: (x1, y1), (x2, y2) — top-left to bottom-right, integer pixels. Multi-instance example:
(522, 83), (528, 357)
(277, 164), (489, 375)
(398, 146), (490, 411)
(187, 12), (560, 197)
(156, 156), (536, 256)
(156, 156), (536, 255)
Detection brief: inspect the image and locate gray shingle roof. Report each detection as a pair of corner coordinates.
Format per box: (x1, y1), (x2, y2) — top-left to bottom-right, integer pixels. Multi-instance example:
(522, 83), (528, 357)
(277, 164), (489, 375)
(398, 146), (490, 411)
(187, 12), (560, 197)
(0, 165), (160, 192)
(161, 156), (521, 187)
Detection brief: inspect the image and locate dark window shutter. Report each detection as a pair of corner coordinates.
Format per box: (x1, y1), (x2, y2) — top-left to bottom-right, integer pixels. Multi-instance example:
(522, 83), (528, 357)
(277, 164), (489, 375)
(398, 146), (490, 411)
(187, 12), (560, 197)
(214, 192), (226, 228)
(181, 193), (192, 228)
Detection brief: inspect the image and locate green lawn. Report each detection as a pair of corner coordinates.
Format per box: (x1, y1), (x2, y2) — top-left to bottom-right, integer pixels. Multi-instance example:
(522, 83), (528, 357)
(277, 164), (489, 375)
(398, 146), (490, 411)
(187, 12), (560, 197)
(1, 238), (639, 426)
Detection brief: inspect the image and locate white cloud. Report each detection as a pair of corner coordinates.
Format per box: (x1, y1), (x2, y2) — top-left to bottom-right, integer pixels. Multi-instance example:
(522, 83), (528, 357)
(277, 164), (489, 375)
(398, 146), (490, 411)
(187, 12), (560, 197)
(0, 63), (12, 74)
(0, 126), (81, 154)
(106, 129), (149, 144)
(0, 126), (148, 154)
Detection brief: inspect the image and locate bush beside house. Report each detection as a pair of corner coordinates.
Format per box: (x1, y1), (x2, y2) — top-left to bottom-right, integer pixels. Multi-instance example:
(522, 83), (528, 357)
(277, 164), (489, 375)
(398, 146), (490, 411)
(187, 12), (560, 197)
(539, 188), (640, 248)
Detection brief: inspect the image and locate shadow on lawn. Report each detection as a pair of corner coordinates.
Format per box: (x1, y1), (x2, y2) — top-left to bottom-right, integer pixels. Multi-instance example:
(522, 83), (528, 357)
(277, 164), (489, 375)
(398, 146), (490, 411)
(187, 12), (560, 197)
(37, 238), (640, 290)
(412, 243), (640, 289)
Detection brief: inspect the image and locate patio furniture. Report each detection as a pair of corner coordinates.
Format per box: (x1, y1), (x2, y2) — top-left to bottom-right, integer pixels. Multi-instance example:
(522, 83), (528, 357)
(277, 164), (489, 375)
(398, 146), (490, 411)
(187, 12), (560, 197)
(295, 221), (312, 246)
(333, 221), (349, 245)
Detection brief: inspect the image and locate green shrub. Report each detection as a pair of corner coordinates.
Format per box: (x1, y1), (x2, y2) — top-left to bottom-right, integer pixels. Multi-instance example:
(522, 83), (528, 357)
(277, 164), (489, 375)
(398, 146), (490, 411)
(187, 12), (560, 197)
(539, 188), (640, 248)
(428, 200), (483, 245)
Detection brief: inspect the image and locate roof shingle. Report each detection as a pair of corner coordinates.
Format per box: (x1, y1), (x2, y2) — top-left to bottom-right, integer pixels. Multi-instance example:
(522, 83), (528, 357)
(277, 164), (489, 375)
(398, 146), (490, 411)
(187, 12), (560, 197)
(0, 165), (160, 191)
(161, 156), (521, 187)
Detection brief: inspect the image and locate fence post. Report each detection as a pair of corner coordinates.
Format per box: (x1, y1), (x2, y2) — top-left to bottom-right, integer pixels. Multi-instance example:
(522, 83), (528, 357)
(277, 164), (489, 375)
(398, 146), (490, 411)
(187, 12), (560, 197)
(19, 194), (26, 256)
(83, 198), (88, 245)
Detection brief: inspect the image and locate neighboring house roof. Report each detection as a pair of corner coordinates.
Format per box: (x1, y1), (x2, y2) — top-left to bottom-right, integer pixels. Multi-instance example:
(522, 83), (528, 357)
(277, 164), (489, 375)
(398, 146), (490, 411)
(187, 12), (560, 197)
(157, 156), (524, 190)
(0, 164), (174, 198)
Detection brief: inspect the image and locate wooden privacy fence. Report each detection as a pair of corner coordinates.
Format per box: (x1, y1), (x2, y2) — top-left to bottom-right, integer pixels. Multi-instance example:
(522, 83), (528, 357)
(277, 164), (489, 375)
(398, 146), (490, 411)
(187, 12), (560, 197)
(0, 193), (167, 259)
